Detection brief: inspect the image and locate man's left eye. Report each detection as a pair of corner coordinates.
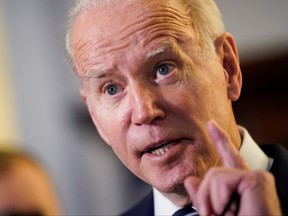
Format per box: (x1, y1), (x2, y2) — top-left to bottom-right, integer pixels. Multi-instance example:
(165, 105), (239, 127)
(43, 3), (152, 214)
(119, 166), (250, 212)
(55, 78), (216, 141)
(156, 63), (174, 77)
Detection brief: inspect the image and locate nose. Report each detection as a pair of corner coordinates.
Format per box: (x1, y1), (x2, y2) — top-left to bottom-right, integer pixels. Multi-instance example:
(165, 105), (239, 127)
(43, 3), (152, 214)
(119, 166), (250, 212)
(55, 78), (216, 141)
(130, 83), (166, 125)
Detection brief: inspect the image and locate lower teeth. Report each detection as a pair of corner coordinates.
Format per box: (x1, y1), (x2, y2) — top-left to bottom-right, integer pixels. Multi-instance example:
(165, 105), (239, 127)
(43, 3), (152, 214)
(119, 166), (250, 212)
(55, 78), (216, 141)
(151, 143), (172, 155)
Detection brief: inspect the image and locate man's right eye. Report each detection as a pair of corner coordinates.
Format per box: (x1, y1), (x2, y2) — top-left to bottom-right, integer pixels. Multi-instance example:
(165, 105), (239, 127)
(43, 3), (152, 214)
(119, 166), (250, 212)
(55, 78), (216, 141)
(105, 83), (119, 96)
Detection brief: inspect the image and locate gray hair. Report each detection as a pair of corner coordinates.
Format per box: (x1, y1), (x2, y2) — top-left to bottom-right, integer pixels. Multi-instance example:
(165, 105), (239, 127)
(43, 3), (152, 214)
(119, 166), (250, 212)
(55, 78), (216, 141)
(65, 0), (225, 71)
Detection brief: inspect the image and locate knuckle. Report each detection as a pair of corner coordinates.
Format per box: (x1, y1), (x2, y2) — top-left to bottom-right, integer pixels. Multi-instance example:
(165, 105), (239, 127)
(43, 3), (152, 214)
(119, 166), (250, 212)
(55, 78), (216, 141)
(254, 171), (274, 183)
(205, 167), (222, 179)
(244, 171), (274, 190)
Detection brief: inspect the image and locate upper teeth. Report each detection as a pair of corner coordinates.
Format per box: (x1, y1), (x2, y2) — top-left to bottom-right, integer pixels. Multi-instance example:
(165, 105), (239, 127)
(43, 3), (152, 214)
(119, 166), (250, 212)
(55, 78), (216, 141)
(150, 143), (173, 156)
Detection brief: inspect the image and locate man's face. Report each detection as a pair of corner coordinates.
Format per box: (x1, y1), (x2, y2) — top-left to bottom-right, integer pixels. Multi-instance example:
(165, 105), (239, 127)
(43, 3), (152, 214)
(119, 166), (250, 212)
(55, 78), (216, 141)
(72, 0), (236, 195)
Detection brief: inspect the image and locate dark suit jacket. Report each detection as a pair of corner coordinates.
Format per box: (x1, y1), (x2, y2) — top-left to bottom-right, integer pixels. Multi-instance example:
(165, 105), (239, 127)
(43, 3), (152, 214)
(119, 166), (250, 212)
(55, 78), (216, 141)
(121, 144), (288, 216)
(261, 144), (288, 215)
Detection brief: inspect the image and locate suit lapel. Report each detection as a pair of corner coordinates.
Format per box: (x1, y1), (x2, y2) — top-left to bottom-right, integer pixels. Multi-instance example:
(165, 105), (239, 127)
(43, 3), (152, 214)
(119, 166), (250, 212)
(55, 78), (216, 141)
(260, 144), (288, 215)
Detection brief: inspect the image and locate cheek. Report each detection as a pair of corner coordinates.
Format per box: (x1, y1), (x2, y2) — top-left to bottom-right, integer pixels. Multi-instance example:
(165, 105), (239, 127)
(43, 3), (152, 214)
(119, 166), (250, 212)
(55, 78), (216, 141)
(95, 115), (134, 169)
(176, 74), (228, 115)
(167, 83), (206, 116)
(87, 98), (116, 146)
(182, 126), (220, 177)
(94, 112), (120, 145)
(92, 105), (129, 155)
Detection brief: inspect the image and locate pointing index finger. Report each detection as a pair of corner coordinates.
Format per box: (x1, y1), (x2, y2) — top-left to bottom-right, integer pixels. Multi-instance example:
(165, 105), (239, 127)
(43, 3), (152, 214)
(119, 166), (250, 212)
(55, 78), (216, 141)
(207, 119), (248, 169)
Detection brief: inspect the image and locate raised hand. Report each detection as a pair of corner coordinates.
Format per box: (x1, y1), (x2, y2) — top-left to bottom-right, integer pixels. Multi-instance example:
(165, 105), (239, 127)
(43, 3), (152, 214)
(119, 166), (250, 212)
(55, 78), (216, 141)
(184, 120), (281, 215)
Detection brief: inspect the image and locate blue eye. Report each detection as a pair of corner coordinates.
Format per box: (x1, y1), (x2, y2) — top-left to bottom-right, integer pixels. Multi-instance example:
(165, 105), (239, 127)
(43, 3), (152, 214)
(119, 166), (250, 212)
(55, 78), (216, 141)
(156, 63), (174, 77)
(106, 83), (118, 95)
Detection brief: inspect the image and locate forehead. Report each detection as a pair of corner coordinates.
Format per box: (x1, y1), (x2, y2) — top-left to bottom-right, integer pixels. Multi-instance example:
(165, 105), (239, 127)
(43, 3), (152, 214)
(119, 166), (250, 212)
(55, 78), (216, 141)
(73, 0), (193, 42)
(72, 0), (195, 74)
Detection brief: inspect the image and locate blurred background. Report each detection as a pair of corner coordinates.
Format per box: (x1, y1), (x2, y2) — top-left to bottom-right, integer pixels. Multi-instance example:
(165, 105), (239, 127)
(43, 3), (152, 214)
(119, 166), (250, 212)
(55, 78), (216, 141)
(0, 0), (287, 215)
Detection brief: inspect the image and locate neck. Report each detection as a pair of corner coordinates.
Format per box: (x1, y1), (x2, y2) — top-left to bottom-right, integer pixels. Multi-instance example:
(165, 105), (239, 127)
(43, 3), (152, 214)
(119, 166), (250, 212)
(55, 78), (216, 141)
(229, 115), (242, 151)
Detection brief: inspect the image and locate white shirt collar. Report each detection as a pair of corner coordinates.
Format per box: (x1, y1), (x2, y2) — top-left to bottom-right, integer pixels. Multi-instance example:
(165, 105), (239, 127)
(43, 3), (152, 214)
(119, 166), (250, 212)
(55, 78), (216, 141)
(153, 188), (179, 216)
(238, 126), (273, 170)
(153, 126), (272, 216)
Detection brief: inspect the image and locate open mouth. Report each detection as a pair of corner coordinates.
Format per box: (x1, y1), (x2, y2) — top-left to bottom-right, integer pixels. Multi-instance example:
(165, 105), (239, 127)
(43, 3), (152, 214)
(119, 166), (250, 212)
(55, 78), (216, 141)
(145, 139), (183, 156)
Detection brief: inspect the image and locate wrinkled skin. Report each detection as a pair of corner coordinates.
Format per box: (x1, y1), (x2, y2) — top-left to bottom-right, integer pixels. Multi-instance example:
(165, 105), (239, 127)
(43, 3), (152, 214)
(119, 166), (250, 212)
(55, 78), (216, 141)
(72, 0), (243, 206)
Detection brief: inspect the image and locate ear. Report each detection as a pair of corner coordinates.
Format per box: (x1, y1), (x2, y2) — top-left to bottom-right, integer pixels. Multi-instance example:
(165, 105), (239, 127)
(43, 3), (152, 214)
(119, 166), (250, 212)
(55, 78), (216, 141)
(215, 32), (242, 101)
(79, 88), (96, 124)
(79, 88), (87, 103)
(79, 88), (96, 125)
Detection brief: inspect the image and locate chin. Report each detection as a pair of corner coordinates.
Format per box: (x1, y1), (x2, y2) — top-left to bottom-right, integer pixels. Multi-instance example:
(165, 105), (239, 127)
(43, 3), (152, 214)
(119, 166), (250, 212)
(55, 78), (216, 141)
(154, 176), (191, 206)
(151, 167), (194, 195)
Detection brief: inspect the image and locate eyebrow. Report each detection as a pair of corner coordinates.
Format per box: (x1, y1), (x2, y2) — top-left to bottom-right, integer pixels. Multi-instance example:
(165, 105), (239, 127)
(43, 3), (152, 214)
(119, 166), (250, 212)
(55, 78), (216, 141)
(82, 69), (108, 80)
(146, 42), (173, 59)
(81, 42), (174, 79)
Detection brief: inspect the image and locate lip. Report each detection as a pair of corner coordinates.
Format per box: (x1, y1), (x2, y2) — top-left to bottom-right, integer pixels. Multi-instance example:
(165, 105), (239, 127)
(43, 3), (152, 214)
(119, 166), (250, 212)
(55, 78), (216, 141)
(141, 137), (188, 156)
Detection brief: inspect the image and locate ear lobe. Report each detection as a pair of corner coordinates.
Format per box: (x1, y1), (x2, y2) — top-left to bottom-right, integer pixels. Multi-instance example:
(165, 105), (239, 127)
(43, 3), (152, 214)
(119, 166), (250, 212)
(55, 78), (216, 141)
(80, 88), (95, 122)
(79, 88), (95, 125)
(215, 33), (242, 101)
(80, 88), (87, 103)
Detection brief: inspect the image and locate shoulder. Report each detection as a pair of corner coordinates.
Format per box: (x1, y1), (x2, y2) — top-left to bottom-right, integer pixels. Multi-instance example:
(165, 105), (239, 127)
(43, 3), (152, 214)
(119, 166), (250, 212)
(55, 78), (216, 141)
(260, 143), (288, 180)
(120, 191), (154, 216)
(260, 143), (288, 163)
(260, 143), (288, 215)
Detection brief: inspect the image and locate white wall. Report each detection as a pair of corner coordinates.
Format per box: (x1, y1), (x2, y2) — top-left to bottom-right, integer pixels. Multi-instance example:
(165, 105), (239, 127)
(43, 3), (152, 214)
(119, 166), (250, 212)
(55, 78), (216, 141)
(216, 0), (288, 61)
(1, 0), (287, 215)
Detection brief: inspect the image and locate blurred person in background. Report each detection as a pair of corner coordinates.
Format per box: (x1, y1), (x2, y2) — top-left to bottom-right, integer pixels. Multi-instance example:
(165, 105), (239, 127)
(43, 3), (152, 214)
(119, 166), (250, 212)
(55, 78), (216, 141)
(65, 0), (288, 215)
(0, 148), (61, 216)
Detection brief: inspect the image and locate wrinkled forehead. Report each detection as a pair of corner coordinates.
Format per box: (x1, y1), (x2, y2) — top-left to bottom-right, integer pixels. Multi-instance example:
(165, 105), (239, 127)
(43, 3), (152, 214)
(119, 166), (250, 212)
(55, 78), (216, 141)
(72, 0), (192, 45)
(74, 0), (187, 22)
(71, 0), (196, 75)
